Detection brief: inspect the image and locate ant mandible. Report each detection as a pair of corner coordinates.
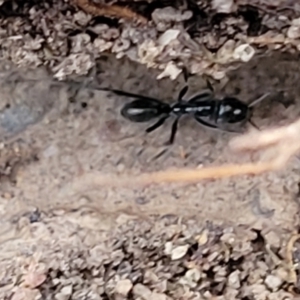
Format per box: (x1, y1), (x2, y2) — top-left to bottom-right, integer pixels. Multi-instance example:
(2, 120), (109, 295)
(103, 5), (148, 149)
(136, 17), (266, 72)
(99, 77), (269, 144)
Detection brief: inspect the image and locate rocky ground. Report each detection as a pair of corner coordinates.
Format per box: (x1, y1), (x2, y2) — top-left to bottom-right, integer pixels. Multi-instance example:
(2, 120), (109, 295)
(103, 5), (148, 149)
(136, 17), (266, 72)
(2, 0), (300, 81)
(1, 0), (300, 299)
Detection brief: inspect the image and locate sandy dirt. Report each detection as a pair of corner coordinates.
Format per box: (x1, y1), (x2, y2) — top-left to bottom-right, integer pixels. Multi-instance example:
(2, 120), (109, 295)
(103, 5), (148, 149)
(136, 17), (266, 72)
(1, 52), (300, 298)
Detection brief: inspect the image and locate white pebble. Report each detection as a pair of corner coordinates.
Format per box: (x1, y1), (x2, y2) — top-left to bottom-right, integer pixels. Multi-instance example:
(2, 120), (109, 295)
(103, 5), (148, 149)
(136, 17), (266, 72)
(265, 275), (282, 291)
(171, 245), (189, 260)
(164, 241), (173, 256)
(233, 44), (255, 62)
(287, 18), (300, 39)
(115, 279), (133, 296)
(228, 270), (241, 289)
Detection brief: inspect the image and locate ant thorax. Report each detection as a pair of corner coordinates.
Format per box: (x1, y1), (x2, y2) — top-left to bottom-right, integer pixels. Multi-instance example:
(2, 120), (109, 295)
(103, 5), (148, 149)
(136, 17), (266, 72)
(171, 102), (213, 116)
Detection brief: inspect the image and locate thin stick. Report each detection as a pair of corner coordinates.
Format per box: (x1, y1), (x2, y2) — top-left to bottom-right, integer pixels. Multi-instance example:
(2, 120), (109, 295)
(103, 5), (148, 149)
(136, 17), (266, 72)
(55, 118), (300, 204)
(57, 162), (275, 201)
(137, 162), (274, 185)
(286, 234), (300, 283)
(74, 0), (147, 24)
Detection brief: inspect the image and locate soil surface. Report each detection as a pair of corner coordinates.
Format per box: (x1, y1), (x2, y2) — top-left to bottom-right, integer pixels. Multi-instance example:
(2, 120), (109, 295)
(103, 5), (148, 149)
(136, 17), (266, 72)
(1, 52), (300, 299)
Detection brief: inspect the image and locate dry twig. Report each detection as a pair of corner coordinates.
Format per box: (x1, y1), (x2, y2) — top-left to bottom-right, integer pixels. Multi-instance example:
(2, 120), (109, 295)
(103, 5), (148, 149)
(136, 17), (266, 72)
(53, 118), (300, 209)
(74, 0), (147, 24)
(77, 119), (300, 187)
(229, 118), (300, 169)
(285, 234), (300, 284)
(59, 161), (274, 193)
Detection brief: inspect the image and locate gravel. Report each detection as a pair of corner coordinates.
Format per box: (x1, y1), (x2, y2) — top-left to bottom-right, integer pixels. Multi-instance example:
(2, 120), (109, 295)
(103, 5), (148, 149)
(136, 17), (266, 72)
(1, 0), (300, 81)
(0, 217), (298, 299)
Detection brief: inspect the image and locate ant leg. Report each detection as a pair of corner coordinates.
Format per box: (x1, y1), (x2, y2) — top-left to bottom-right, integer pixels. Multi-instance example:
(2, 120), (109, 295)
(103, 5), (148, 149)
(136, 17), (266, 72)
(196, 117), (244, 133)
(182, 67), (190, 83)
(248, 119), (260, 131)
(186, 78), (214, 103)
(195, 117), (218, 130)
(169, 117), (180, 144)
(188, 90), (213, 103)
(96, 88), (161, 102)
(206, 78), (214, 93)
(146, 116), (169, 133)
(178, 86), (189, 102)
(177, 67), (190, 102)
(249, 92), (271, 108)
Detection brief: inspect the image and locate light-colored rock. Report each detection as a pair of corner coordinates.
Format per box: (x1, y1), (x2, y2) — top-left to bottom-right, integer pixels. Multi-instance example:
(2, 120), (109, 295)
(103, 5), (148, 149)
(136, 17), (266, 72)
(287, 18), (300, 39)
(171, 245), (189, 260)
(133, 283), (152, 299)
(265, 275), (282, 291)
(164, 241), (173, 256)
(115, 279), (133, 296)
(228, 270), (241, 289)
(233, 44), (255, 63)
(212, 0), (237, 13)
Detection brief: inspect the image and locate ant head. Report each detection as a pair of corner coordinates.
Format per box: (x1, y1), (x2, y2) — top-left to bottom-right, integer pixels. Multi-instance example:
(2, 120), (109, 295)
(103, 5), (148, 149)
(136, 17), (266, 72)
(218, 97), (249, 124)
(218, 93), (270, 128)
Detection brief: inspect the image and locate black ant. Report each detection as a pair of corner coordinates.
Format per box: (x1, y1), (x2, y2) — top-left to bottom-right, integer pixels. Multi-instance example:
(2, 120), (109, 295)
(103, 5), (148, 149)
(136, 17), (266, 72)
(99, 81), (269, 144)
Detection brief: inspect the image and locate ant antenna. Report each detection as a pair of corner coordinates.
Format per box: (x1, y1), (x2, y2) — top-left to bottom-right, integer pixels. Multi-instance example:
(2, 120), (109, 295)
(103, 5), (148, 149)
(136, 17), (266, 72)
(178, 86), (188, 101)
(247, 92), (270, 131)
(248, 119), (260, 131)
(205, 79), (215, 93)
(249, 92), (270, 108)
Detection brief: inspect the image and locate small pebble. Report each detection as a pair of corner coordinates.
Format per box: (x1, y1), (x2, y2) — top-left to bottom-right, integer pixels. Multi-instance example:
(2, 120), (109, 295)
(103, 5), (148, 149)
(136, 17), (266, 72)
(196, 230), (208, 245)
(265, 275), (282, 291)
(149, 292), (168, 300)
(185, 269), (201, 283)
(287, 18), (300, 39)
(171, 245), (189, 260)
(22, 270), (46, 289)
(274, 267), (289, 282)
(29, 209), (41, 223)
(228, 270), (241, 289)
(115, 279), (133, 296)
(133, 283), (152, 299)
(61, 285), (72, 296)
(180, 268), (201, 288)
(221, 233), (235, 244)
(164, 241), (173, 256)
(3, 192), (12, 199)
(264, 231), (281, 248)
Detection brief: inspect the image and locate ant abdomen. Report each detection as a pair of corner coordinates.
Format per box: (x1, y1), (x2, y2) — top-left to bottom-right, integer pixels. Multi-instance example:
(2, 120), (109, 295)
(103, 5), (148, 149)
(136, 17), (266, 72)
(121, 99), (170, 122)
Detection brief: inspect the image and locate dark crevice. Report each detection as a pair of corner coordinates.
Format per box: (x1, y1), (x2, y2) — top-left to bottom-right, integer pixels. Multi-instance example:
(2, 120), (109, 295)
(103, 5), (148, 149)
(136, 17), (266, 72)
(187, 242), (199, 256)
(89, 16), (120, 28)
(251, 229), (266, 252)
(238, 5), (265, 36)
(227, 256), (244, 272)
(81, 102), (88, 109)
